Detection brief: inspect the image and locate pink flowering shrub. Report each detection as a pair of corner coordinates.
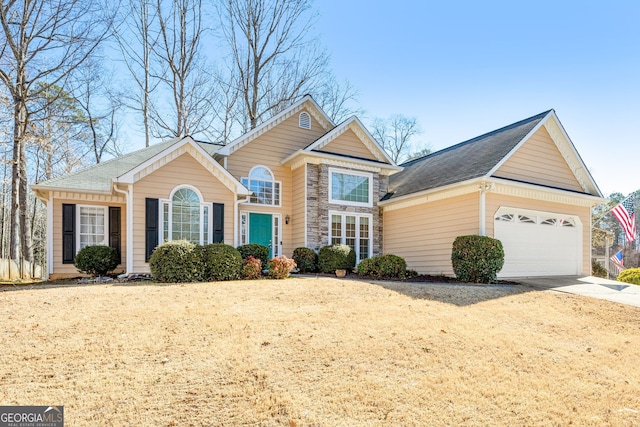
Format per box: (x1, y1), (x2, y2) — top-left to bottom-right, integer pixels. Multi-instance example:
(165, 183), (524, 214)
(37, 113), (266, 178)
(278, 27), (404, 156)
(267, 255), (297, 279)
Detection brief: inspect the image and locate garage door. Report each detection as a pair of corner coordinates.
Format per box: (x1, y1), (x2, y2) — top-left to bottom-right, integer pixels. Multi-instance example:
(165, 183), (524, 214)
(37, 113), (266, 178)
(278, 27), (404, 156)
(494, 207), (582, 277)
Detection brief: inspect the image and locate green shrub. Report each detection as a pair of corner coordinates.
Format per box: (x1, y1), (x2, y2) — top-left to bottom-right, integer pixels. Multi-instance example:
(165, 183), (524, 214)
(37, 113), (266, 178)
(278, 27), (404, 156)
(318, 244), (356, 273)
(292, 247), (318, 273)
(242, 256), (262, 280)
(617, 268), (640, 285)
(74, 245), (120, 276)
(592, 260), (608, 278)
(356, 256), (378, 277)
(149, 240), (202, 283)
(236, 244), (269, 265)
(201, 243), (242, 281)
(451, 235), (504, 283)
(356, 254), (407, 279)
(268, 255), (297, 279)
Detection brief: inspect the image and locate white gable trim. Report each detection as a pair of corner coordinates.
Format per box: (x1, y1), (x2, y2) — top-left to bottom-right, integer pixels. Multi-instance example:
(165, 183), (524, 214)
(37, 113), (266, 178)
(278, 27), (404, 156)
(486, 111), (602, 197)
(114, 136), (250, 196)
(217, 95), (334, 156)
(304, 116), (396, 165)
(281, 150), (403, 175)
(485, 111), (551, 178)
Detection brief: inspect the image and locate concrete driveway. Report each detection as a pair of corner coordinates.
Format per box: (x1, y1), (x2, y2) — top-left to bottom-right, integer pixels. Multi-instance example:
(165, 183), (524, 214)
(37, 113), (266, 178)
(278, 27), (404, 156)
(515, 276), (640, 308)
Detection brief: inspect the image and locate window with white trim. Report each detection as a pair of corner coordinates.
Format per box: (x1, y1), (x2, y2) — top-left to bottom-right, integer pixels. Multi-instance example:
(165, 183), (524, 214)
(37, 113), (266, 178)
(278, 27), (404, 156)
(160, 186), (212, 245)
(329, 168), (373, 207)
(241, 166), (281, 206)
(78, 205), (108, 250)
(330, 212), (372, 263)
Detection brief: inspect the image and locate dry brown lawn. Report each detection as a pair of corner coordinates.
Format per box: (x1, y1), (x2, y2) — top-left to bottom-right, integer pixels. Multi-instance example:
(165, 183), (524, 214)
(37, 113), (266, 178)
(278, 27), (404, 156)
(1, 277), (639, 426)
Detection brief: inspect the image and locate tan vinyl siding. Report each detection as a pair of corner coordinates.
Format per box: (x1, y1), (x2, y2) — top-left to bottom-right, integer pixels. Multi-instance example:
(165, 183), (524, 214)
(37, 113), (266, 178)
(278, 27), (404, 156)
(485, 193), (590, 275)
(321, 129), (379, 161)
(132, 153), (235, 272)
(226, 110), (325, 257)
(51, 198), (127, 277)
(494, 127), (583, 192)
(291, 165), (306, 249)
(383, 193), (479, 275)
(226, 110), (326, 175)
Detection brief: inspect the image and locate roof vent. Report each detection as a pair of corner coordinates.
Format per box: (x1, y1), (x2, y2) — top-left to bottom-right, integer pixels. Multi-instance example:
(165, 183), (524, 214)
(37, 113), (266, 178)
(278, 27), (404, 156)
(299, 112), (311, 129)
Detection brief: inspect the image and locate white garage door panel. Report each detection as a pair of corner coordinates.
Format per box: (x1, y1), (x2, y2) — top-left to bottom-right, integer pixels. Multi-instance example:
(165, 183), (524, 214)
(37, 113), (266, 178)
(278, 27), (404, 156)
(494, 208), (581, 277)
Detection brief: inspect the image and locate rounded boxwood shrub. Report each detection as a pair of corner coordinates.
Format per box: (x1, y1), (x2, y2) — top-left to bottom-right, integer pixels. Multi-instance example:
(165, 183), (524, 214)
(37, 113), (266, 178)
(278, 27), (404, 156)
(357, 254), (407, 279)
(356, 256), (378, 277)
(292, 247), (318, 273)
(236, 244), (269, 265)
(74, 245), (120, 276)
(201, 243), (242, 281)
(149, 240), (202, 283)
(318, 244), (356, 273)
(451, 235), (504, 283)
(617, 268), (640, 285)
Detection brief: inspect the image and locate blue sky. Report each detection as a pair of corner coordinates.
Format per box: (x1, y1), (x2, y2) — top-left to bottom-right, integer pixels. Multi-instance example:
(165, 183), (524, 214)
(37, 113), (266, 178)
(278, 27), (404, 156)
(314, 1), (640, 197)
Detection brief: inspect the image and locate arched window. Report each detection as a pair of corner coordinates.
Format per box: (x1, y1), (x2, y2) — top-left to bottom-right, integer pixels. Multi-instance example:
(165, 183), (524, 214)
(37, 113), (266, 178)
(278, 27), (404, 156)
(299, 112), (311, 129)
(172, 188), (201, 243)
(241, 166), (281, 206)
(160, 186), (211, 245)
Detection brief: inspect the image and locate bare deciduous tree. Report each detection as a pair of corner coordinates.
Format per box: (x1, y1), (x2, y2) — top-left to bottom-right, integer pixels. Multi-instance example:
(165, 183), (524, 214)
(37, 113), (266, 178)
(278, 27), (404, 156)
(0, 0), (112, 271)
(371, 115), (422, 164)
(152, 0), (215, 139)
(219, 0), (329, 130)
(313, 77), (363, 124)
(114, 0), (159, 147)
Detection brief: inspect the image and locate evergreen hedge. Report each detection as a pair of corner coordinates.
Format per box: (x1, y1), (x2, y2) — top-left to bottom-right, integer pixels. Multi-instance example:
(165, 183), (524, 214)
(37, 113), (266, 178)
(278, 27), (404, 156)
(292, 247), (318, 273)
(318, 244), (356, 273)
(74, 245), (120, 277)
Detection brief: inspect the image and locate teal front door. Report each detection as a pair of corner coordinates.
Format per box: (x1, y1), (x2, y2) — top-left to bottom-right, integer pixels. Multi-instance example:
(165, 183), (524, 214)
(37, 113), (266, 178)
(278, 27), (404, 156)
(249, 213), (273, 257)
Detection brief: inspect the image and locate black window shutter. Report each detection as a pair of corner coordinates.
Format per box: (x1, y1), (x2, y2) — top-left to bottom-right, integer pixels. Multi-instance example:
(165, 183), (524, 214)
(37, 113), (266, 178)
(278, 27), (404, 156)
(145, 198), (159, 262)
(62, 204), (76, 264)
(212, 202), (224, 243)
(109, 207), (122, 264)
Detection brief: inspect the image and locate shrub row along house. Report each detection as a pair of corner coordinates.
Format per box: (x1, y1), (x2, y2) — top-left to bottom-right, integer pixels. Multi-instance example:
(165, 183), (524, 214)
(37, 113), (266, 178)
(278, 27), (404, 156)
(32, 96), (605, 279)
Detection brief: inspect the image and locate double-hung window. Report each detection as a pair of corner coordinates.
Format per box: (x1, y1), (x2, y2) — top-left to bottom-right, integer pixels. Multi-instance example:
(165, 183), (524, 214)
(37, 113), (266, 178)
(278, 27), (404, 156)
(78, 205), (108, 250)
(330, 212), (372, 263)
(241, 166), (281, 206)
(329, 168), (372, 207)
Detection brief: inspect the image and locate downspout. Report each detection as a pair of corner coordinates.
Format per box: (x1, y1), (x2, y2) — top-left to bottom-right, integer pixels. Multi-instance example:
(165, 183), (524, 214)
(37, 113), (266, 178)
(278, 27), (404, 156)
(479, 182), (495, 236)
(113, 184), (133, 274)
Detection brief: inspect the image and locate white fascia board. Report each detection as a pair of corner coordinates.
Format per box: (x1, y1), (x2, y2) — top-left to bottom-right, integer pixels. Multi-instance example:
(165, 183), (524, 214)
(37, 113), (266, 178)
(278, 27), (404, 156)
(114, 136), (250, 196)
(31, 184), (113, 197)
(218, 95), (335, 156)
(304, 116), (396, 165)
(380, 176), (607, 209)
(281, 149), (403, 173)
(545, 110), (604, 198)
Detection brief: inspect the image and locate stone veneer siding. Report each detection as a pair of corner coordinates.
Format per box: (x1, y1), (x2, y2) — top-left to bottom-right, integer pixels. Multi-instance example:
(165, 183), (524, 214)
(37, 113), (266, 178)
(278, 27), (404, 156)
(306, 164), (383, 257)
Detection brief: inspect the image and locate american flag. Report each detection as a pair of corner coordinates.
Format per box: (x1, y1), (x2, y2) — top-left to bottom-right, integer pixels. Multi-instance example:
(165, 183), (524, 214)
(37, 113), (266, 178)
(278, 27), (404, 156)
(611, 197), (636, 243)
(610, 250), (624, 274)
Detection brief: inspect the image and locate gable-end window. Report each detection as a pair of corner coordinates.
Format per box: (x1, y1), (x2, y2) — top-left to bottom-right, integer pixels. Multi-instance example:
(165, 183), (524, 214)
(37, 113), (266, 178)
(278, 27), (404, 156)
(159, 186), (213, 245)
(299, 112), (311, 129)
(241, 166), (281, 206)
(329, 168), (373, 207)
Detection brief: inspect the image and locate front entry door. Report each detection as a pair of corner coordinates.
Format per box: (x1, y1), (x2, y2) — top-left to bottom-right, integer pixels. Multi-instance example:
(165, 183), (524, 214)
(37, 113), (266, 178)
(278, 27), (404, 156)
(249, 213), (273, 257)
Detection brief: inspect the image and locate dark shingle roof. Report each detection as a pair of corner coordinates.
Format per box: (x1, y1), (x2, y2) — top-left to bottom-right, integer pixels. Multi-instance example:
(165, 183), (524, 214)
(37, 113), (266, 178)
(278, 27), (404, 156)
(385, 110), (552, 200)
(34, 138), (223, 193)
